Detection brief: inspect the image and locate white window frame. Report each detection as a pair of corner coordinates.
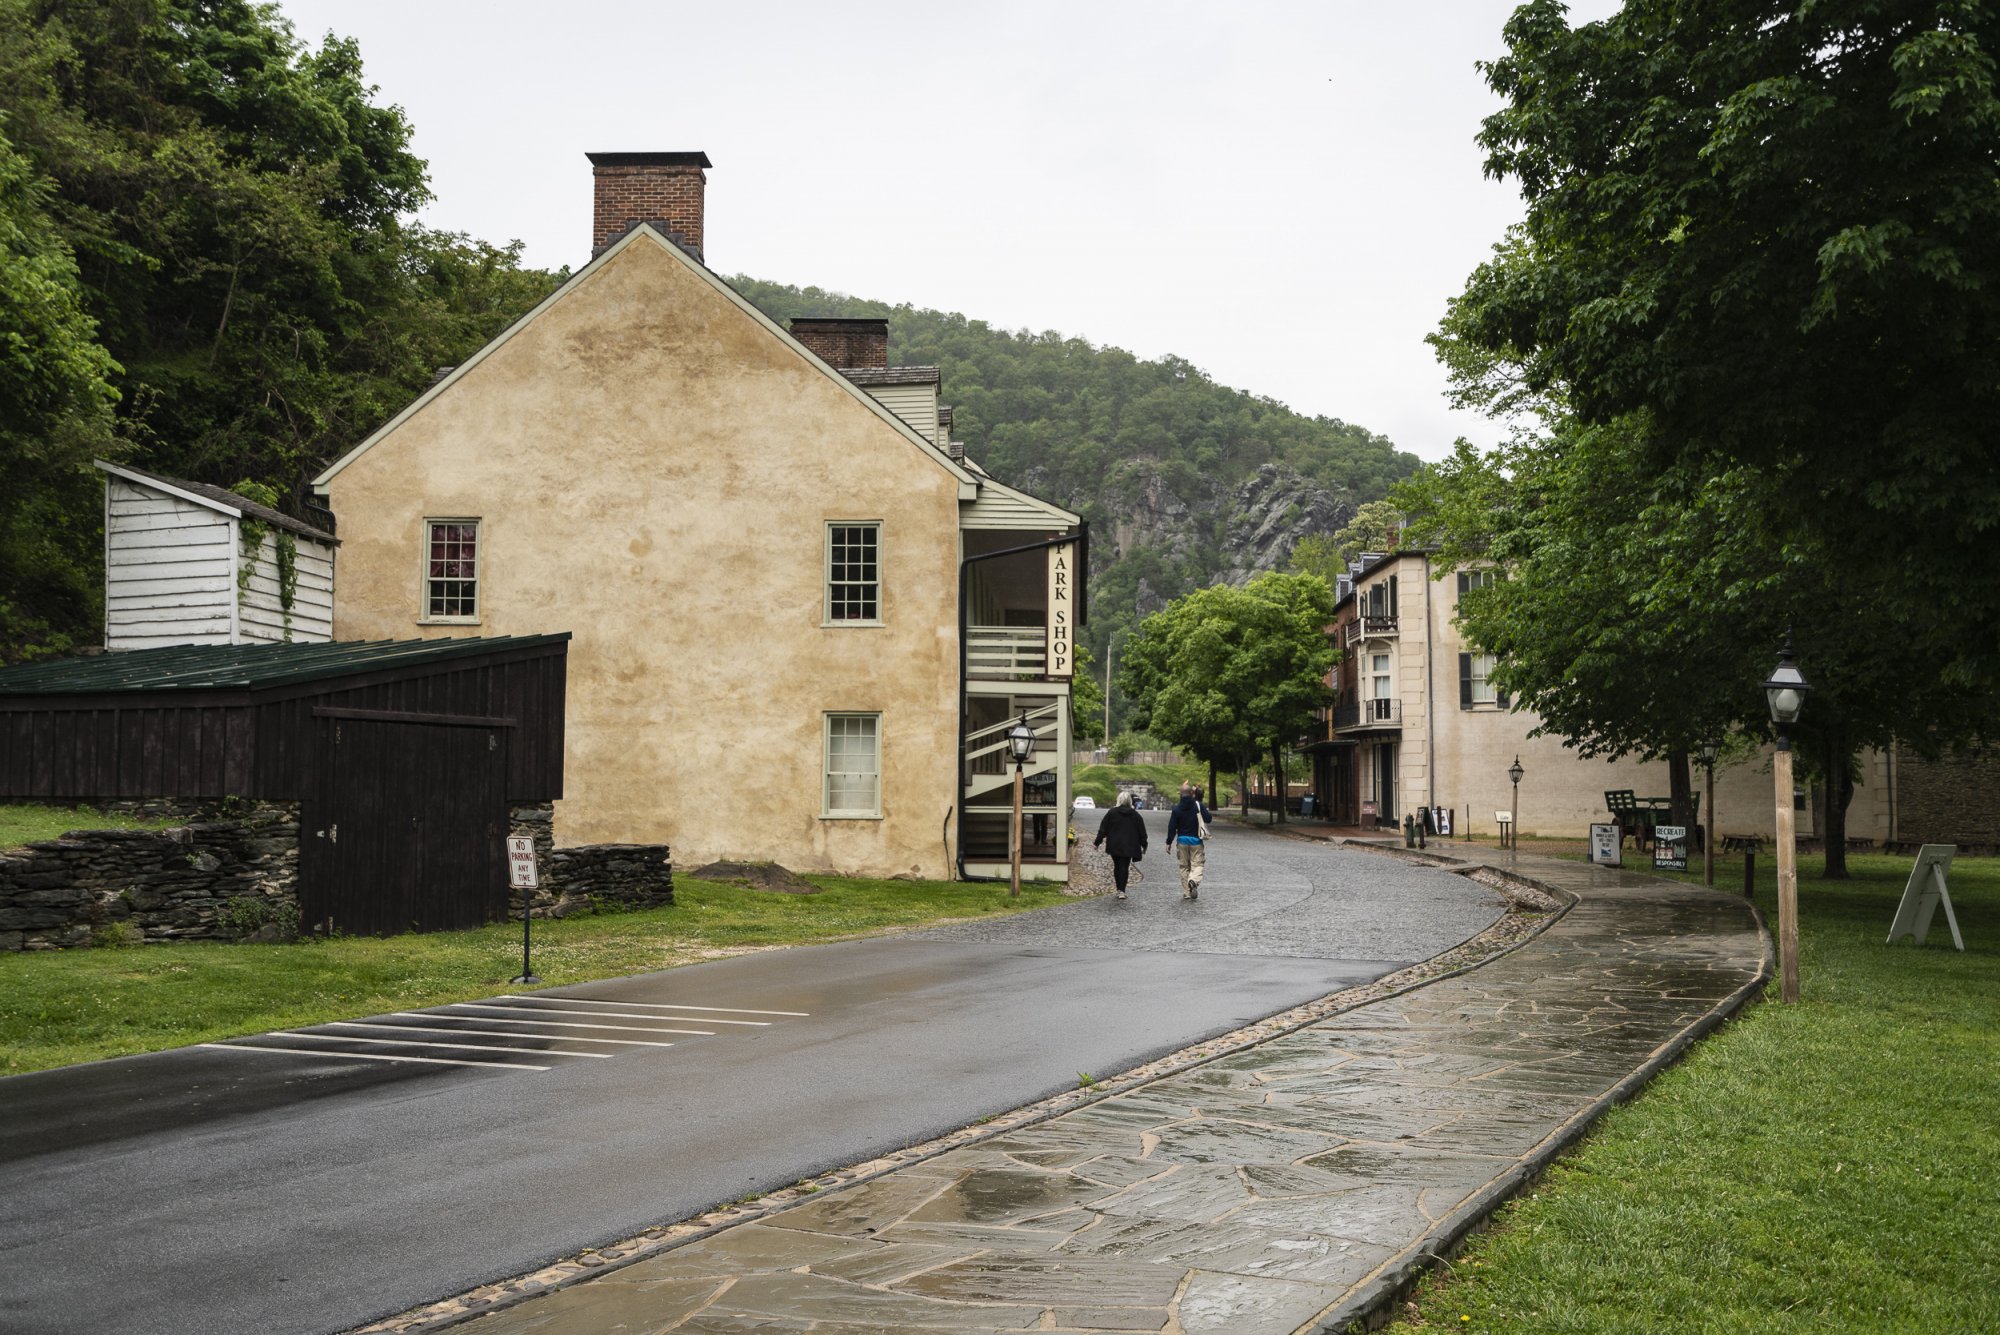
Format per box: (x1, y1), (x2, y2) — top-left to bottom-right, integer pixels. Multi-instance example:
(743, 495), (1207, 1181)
(420, 518), (481, 624)
(1469, 651), (1499, 705)
(824, 521), (882, 626)
(1462, 569), (1498, 601)
(822, 712), (882, 818)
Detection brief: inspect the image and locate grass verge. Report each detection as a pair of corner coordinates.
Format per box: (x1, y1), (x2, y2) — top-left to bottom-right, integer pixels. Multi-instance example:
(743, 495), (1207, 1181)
(1385, 850), (1999, 1333)
(0, 874), (1070, 1075)
(1072, 761), (1207, 805)
(1, 802), (176, 851)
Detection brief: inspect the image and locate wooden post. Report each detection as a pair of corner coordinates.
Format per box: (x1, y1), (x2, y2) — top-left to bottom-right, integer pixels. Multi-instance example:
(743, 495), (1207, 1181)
(1775, 743), (1799, 1002)
(1704, 761), (1716, 888)
(1010, 765), (1024, 898)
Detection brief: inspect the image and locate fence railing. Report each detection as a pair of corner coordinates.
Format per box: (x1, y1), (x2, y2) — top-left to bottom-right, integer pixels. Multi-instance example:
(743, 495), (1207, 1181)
(1333, 698), (1402, 730)
(1342, 615), (1400, 646)
(967, 625), (1047, 678)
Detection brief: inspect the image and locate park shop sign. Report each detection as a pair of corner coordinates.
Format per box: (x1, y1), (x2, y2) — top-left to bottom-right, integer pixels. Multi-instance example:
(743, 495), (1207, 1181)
(1047, 543), (1075, 679)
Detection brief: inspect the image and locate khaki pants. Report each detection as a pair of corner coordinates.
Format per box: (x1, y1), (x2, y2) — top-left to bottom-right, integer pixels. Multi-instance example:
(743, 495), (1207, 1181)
(1175, 840), (1205, 894)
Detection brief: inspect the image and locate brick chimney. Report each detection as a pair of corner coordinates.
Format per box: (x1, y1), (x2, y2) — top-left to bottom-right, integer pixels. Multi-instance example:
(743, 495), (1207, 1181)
(790, 317), (889, 370)
(588, 151), (711, 259)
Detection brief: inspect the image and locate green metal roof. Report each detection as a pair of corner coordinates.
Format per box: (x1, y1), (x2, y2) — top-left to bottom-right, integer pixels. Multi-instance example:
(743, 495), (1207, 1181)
(0, 635), (570, 696)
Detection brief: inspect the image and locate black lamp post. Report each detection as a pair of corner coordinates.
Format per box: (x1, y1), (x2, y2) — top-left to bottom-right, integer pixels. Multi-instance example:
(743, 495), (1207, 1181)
(1506, 754), (1524, 850)
(1005, 713), (1036, 898)
(1763, 632), (1811, 1003)
(1697, 736), (1720, 889)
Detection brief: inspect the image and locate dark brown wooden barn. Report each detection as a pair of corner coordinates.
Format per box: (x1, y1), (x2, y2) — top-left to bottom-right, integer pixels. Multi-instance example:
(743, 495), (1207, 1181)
(0, 635), (567, 935)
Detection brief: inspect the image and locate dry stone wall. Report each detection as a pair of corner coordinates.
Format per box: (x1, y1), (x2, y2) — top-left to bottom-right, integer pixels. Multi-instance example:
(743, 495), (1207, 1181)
(3, 802), (674, 951)
(0, 801), (299, 951)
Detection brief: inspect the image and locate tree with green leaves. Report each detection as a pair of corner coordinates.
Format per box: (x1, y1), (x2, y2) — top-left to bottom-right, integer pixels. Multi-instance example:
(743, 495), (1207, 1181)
(1120, 572), (1335, 821)
(0, 1), (560, 659)
(1418, 0), (2000, 875)
(1459, 0), (2000, 696)
(0, 120), (119, 661)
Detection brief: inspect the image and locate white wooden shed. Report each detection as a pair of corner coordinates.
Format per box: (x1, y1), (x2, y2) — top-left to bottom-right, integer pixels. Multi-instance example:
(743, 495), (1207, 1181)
(96, 460), (337, 650)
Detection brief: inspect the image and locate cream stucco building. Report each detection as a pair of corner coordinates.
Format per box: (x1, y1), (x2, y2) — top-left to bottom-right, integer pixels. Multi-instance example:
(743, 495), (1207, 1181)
(313, 152), (1084, 881)
(1302, 551), (1893, 845)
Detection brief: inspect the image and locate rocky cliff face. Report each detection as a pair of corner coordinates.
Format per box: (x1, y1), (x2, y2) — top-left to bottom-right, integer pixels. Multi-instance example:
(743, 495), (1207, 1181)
(1093, 461), (1353, 613)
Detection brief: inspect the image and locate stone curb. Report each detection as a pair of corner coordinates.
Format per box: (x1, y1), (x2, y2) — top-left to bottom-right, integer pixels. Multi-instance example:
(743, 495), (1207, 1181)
(1300, 862), (1777, 1335)
(348, 845), (1573, 1334)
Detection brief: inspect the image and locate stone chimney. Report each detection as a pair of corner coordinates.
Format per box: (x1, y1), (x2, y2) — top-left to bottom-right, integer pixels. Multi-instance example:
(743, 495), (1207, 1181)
(588, 151), (711, 259)
(789, 317), (889, 370)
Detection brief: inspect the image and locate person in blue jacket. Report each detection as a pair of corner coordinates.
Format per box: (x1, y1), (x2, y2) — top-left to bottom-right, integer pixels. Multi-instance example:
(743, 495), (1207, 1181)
(1164, 781), (1213, 900)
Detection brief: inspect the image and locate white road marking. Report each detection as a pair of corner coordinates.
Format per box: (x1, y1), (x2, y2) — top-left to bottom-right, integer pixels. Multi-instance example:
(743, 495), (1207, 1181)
(441, 1002), (723, 1030)
(406, 1011), (709, 1036)
(502, 994), (809, 1018)
(268, 1031), (608, 1059)
(202, 1043), (547, 1071)
(325, 1021), (677, 1049)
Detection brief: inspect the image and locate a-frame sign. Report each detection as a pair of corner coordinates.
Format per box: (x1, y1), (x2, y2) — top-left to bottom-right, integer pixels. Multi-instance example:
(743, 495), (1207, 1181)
(1886, 844), (1964, 951)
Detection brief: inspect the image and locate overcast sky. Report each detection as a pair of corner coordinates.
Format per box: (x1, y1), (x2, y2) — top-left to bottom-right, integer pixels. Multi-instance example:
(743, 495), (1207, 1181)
(276, 1), (1619, 463)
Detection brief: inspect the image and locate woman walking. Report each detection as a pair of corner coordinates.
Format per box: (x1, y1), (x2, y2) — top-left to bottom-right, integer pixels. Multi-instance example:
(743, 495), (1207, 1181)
(1092, 791), (1149, 900)
(1165, 781), (1213, 900)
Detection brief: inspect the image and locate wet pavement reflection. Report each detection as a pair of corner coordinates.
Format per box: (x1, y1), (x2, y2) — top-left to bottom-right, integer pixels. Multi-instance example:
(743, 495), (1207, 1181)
(458, 845), (1767, 1335)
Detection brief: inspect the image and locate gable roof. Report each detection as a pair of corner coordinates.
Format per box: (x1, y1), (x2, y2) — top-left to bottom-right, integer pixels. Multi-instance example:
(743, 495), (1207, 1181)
(0, 635), (567, 696)
(311, 224), (980, 498)
(97, 461), (337, 544)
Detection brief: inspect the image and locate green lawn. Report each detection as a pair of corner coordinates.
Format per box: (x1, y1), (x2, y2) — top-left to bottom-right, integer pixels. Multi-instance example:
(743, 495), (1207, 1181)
(1, 801), (176, 851)
(1387, 851), (2000, 1333)
(0, 874), (1070, 1075)
(1072, 761), (1208, 805)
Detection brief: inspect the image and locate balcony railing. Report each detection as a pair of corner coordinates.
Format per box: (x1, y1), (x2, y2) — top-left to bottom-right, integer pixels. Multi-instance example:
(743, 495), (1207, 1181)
(1342, 615), (1399, 647)
(1333, 697), (1402, 731)
(967, 625), (1047, 679)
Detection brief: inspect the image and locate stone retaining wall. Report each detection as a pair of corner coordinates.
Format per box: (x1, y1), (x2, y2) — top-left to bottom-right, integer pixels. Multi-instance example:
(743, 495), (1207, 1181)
(0, 802), (677, 950)
(0, 802), (300, 951)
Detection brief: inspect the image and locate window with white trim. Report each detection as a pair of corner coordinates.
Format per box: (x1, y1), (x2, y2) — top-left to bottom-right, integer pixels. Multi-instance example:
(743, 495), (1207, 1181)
(1458, 568), (1499, 608)
(424, 519), (479, 621)
(826, 523), (880, 623)
(823, 713), (881, 816)
(1468, 652), (1498, 704)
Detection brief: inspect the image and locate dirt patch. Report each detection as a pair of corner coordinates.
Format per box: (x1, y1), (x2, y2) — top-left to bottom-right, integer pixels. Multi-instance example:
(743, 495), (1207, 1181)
(689, 862), (821, 894)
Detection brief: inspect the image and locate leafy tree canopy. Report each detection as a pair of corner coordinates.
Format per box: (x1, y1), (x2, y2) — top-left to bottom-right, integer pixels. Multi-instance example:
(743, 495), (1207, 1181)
(1458, 0), (2000, 690)
(0, 0), (560, 659)
(1119, 571), (1334, 817)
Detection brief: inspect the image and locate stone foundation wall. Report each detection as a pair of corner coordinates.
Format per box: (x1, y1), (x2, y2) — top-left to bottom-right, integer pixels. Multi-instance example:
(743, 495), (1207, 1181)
(0, 802), (300, 951)
(3, 801), (673, 950)
(505, 804), (673, 917)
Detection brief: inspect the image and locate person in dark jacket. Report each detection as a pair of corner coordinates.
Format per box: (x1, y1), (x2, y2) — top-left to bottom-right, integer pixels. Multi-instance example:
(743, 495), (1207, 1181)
(1092, 791), (1149, 900)
(1164, 781), (1214, 900)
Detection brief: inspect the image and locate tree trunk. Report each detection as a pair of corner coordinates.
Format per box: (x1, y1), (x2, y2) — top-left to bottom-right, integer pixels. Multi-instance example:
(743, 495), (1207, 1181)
(1239, 754), (1251, 816)
(1208, 759), (1218, 808)
(1668, 750), (1694, 836)
(1270, 741), (1287, 824)
(1821, 724), (1854, 880)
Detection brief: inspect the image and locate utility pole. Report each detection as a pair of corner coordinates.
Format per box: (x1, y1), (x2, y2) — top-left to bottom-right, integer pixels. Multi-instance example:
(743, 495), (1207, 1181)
(1103, 638), (1113, 748)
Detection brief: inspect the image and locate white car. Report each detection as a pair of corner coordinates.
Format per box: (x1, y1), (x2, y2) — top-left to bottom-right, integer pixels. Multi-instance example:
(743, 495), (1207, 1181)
(1073, 796), (1097, 809)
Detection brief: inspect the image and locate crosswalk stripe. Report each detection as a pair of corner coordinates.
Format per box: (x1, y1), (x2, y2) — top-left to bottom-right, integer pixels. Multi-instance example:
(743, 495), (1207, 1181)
(502, 994), (809, 1017)
(402, 1011), (705, 1036)
(202, 1043), (547, 1071)
(324, 1021), (677, 1049)
(268, 1032), (607, 1059)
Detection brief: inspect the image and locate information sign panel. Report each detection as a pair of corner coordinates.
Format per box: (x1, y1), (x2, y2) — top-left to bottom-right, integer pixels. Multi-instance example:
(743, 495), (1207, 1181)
(1653, 825), (1688, 872)
(1887, 844), (1963, 950)
(1588, 823), (1622, 867)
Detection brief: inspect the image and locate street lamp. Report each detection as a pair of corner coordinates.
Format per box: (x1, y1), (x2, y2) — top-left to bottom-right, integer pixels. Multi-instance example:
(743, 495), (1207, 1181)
(1697, 736), (1720, 889)
(1005, 712), (1037, 898)
(1763, 632), (1812, 1003)
(1506, 755), (1524, 850)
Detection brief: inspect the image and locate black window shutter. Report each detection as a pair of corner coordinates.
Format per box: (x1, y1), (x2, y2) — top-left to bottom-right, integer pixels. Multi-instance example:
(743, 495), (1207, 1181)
(1497, 684), (1511, 709)
(1389, 575), (1398, 618)
(1457, 572), (1469, 597)
(1459, 654), (1473, 709)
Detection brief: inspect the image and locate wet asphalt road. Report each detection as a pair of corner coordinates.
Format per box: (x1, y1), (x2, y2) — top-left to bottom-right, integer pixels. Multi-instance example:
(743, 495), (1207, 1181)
(0, 814), (1499, 1335)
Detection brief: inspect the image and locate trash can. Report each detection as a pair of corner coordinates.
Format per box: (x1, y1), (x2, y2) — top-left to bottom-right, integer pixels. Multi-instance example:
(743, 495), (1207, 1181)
(1301, 794), (1315, 818)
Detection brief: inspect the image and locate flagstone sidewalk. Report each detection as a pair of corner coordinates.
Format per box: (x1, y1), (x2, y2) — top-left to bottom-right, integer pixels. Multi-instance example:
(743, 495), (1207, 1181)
(442, 845), (1769, 1335)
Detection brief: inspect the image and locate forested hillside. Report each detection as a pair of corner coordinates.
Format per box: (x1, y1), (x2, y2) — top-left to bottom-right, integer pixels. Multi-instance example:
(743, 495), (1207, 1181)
(732, 279), (1421, 668)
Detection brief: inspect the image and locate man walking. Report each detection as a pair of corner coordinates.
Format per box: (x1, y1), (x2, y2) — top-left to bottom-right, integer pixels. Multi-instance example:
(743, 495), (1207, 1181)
(1165, 781), (1212, 900)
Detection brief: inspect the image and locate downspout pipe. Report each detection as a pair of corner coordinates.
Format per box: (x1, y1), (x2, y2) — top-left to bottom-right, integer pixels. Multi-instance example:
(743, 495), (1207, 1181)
(956, 525), (1089, 881)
